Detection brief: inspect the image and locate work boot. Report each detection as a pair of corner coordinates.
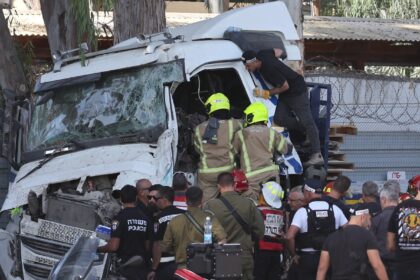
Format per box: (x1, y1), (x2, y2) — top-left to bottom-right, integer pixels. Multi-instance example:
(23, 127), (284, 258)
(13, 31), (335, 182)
(304, 152), (324, 167)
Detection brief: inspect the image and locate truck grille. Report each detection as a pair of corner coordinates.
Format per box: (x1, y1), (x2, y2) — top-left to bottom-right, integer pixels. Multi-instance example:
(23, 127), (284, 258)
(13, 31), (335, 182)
(21, 235), (70, 258)
(24, 263), (51, 279)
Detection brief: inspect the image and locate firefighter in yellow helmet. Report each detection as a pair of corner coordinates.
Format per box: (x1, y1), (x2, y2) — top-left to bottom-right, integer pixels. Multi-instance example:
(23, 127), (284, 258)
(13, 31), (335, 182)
(193, 93), (242, 203)
(233, 102), (288, 201)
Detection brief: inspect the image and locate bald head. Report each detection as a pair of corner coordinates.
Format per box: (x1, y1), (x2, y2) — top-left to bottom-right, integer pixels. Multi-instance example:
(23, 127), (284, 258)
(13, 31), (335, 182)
(136, 179), (152, 204)
(136, 179), (152, 190)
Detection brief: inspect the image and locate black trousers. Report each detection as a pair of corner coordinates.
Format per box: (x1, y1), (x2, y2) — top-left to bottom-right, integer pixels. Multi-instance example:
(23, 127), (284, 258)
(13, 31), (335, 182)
(120, 266), (148, 280)
(287, 262), (299, 280)
(254, 250), (283, 280)
(296, 251), (320, 280)
(274, 91), (321, 154)
(156, 261), (177, 280)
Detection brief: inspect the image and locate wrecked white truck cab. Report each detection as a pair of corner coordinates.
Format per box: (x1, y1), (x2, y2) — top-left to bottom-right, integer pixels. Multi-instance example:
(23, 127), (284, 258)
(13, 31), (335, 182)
(0, 2), (301, 279)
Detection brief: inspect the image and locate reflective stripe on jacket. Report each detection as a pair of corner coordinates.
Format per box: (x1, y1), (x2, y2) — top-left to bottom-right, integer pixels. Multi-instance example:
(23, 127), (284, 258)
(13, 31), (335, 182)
(193, 119), (242, 174)
(233, 125), (287, 179)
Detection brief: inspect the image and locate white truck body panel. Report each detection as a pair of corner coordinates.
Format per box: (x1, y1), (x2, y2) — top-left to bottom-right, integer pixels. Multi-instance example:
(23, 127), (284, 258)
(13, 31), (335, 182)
(1, 132), (175, 211)
(170, 1), (299, 41)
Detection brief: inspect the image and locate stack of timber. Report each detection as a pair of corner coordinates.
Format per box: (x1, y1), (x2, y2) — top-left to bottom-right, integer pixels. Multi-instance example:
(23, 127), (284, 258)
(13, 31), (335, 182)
(327, 124), (357, 181)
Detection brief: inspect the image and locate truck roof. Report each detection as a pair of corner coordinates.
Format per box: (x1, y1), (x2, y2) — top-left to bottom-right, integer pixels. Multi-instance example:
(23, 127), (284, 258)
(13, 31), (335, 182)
(169, 1), (299, 41)
(39, 1), (300, 85)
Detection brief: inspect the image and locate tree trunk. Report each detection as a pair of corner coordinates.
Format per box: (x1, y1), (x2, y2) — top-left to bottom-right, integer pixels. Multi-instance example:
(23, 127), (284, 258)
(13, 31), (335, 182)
(113, 0), (166, 44)
(208, 0), (229, 13)
(312, 0), (321, 16)
(0, 10), (28, 162)
(0, 10), (28, 97)
(40, 0), (79, 55)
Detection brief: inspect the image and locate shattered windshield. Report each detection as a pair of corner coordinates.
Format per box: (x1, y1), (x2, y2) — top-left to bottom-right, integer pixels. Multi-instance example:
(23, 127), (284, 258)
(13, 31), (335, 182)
(28, 61), (184, 151)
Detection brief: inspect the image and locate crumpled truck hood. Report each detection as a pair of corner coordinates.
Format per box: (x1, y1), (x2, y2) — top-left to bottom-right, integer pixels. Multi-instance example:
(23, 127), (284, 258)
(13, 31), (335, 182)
(1, 139), (173, 211)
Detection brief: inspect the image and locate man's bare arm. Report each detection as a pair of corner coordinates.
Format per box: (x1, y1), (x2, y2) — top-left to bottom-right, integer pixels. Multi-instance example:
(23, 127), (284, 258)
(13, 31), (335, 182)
(285, 225), (300, 257)
(151, 241), (161, 270)
(316, 250), (330, 280)
(269, 81), (289, 96)
(367, 249), (389, 280)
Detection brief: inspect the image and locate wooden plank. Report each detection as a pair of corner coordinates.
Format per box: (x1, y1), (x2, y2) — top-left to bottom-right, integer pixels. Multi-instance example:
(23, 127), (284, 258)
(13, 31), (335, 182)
(329, 126), (337, 136)
(327, 168), (354, 173)
(328, 160), (353, 165)
(330, 124), (358, 135)
(328, 161), (354, 170)
(328, 154), (345, 161)
(328, 150), (345, 161)
(328, 150), (345, 155)
(329, 135), (344, 143)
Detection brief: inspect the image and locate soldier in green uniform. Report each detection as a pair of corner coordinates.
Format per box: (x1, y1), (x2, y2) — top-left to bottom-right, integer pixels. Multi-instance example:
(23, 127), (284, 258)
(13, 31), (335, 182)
(205, 172), (265, 280)
(161, 187), (227, 269)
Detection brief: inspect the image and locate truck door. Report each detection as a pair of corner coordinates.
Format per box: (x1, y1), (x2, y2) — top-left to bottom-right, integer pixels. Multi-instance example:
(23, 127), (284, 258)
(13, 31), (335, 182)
(165, 84), (178, 164)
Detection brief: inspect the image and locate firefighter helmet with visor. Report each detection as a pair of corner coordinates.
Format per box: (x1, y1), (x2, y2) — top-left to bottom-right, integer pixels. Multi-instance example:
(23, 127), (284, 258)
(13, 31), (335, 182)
(244, 102), (268, 127)
(204, 93), (230, 115)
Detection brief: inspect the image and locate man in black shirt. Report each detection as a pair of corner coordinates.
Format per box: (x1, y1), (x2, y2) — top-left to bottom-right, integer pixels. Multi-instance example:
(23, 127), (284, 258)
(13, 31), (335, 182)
(359, 181), (381, 217)
(371, 180), (400, 279)
(148, 186), (185, 280)
(99, 185), (153, 280)
(241, 49), (323, 166)
(136, 179), (154, 220)
(387, 177), (420, 280)
(322, 176), (352, 220)
(317, 205), (388, 280)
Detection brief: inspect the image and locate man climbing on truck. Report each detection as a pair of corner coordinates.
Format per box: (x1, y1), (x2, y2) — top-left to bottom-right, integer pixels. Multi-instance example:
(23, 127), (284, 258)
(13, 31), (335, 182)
(241, 49), (323, 167)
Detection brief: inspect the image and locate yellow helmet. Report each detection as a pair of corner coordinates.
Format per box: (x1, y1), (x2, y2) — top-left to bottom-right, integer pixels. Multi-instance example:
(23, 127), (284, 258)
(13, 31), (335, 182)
(244, 102), (268, 126)
(205, 93), (230, 115)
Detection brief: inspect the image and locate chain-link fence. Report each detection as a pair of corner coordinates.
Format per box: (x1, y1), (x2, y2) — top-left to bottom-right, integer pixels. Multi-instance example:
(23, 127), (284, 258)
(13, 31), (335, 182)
(306, 70), (420, 132)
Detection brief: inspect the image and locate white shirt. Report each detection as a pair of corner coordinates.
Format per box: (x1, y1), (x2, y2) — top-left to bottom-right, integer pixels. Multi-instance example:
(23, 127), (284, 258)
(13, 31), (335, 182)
(291, 200), (348, 233)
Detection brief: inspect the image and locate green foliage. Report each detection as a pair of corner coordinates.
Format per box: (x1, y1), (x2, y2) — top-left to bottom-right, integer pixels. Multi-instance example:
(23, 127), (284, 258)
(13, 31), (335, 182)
(323, 0), (420, 78)
(92, 0), (115, 12)
(71, 0), (97, 52)
(70, 0), (116, 65)
(365, 66), (420, 78)
(331, 0), (420, 19)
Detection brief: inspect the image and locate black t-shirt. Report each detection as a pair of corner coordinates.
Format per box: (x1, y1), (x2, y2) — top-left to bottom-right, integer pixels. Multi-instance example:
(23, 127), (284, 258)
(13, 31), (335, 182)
(388, 199), (420, 268)
(154, 205), (185, 241)
(323, 225), (379, 280)
(322, 195), (351, 220)
(154, 205), (185, 259)
(111, 207), (153, 261)
(257, 49), (306, 96)
(359, 202), (381, 217)
(137, 200), (154, 221)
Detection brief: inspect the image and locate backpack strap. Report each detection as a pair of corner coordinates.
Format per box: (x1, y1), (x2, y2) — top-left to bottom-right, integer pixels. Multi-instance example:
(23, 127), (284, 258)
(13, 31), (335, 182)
(184, 212), (204, 235)
(219, 196), (252, 236)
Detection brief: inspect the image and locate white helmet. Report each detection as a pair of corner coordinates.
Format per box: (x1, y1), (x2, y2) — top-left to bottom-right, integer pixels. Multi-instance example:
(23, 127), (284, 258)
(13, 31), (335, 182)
(261, 181), (284, 209)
